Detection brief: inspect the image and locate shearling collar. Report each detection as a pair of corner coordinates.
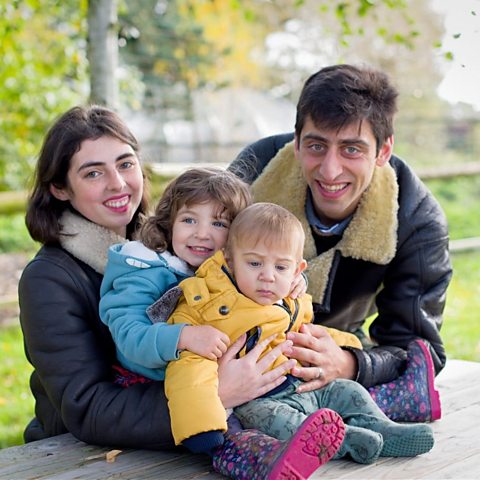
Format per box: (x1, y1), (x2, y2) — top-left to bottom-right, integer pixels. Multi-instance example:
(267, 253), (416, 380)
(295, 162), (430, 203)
(251, 141), (399, 305)
(59, 210), (127, 274)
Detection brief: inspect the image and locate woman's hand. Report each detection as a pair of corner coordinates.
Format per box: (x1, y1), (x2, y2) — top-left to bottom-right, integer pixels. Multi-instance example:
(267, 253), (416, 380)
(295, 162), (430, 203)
(217, 333), (296, 409)
(286, 324), (357, 393)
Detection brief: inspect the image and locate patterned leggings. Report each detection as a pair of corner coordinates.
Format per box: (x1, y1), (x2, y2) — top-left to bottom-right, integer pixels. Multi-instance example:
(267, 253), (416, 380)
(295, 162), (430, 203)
(234, 378), (433, 462)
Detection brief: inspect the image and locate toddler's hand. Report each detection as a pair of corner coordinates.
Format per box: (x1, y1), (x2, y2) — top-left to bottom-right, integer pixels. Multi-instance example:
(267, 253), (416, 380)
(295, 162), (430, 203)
(289, 272), (307, 299)
(179, 325), (230, 360)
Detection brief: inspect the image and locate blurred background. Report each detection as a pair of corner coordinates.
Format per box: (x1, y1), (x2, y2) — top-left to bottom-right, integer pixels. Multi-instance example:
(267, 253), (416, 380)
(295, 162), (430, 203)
(0, 0), (479, 449)
(1, 0), (480, 187)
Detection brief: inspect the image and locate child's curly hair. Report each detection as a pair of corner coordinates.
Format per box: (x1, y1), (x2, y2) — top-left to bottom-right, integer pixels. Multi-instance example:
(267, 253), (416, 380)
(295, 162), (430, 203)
(137, 166), (252, 252)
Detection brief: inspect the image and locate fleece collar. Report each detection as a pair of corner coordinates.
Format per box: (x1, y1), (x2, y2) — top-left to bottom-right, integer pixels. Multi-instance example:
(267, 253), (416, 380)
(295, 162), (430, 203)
(59, 210), (127, 274)
(251, 141), (399, 305)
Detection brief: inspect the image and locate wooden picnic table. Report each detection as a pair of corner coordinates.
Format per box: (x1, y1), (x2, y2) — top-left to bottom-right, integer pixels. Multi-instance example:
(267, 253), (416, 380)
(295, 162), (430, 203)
(0, 359), (479, 479)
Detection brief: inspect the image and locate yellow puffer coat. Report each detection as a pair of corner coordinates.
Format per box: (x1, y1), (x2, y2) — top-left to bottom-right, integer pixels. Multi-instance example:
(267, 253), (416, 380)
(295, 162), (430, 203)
(166, 250), (361, 445)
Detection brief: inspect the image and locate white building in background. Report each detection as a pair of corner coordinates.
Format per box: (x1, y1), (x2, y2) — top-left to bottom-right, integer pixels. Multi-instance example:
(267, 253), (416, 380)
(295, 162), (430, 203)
(126, 87), (296, 165)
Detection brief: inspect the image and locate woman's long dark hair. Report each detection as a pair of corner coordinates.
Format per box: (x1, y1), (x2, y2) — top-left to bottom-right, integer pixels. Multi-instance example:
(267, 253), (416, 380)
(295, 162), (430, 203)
(26, 105), (149, 244)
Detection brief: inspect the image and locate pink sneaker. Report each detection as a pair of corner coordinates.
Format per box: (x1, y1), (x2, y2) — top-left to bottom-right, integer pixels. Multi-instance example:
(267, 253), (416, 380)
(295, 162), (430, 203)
(369, 339), (442, 422)
(213, 408), (345, 480)
(268, 408), (345, 480)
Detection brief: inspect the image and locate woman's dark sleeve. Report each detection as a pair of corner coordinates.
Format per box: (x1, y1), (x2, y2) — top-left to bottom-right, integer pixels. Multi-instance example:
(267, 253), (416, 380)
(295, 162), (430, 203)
(19, 253), (175, 450)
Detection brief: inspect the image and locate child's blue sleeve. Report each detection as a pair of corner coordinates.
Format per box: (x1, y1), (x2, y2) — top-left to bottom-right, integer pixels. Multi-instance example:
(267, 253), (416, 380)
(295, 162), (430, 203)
(99, 267), (187, 373)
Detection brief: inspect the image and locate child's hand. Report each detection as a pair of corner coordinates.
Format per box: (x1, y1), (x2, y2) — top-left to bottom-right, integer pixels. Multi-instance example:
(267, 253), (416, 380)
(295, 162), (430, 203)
(178, 325), (230, 360)
(289, 272), (307, 299)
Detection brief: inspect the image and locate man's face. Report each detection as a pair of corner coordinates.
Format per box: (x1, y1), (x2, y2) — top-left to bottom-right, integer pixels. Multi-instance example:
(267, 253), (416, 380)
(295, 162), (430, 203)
(294, 117), (393, 226)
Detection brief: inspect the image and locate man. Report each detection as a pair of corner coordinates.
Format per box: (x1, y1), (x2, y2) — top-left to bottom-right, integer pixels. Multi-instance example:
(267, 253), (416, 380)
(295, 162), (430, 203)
(229, 64), (452, 421)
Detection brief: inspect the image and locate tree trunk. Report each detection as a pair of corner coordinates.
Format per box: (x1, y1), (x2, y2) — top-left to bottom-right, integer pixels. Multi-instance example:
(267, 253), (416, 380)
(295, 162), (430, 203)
(87, 0), (118, 108)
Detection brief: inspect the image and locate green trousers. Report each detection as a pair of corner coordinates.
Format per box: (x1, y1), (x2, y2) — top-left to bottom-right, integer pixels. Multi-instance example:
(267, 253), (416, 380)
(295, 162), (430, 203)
(234, 378), (434, 463)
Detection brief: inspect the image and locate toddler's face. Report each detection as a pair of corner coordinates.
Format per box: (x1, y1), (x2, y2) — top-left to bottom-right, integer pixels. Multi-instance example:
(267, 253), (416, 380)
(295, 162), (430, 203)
(172, 201), (230, 268)
(228, 240), (305, 305)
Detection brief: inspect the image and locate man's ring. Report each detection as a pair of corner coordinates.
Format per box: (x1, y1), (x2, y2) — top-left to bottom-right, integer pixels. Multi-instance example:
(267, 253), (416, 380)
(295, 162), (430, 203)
(315, 367), (324, 380)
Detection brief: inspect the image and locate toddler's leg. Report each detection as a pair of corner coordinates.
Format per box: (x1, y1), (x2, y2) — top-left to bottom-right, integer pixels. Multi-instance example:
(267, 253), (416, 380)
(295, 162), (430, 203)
(321, 379), (434, 458)
(333, 424), (383, 464)
(213, 409), (345, 480)
(234, 384), (321, 440)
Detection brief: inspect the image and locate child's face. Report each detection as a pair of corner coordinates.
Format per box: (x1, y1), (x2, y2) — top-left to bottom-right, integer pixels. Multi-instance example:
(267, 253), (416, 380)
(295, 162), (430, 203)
(228, 240), (306, 305)
(172, 201), (231, 268)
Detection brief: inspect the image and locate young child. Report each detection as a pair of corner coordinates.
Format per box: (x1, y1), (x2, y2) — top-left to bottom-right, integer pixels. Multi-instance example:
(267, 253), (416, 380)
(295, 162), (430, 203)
(163, 203), (435, 478)
(99, 167), (252, 383)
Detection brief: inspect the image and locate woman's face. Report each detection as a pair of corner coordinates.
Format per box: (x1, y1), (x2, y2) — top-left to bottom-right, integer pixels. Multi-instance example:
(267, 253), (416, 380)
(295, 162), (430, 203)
(50, 136), (144, 237)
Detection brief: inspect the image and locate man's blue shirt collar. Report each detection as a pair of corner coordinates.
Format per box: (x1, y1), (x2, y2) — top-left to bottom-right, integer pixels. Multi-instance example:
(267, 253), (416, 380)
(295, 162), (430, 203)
(306, 189), (352, 236)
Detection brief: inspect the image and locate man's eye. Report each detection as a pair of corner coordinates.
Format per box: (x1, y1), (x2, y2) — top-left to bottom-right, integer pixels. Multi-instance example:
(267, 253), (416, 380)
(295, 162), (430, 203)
(345, 146), (361, 155)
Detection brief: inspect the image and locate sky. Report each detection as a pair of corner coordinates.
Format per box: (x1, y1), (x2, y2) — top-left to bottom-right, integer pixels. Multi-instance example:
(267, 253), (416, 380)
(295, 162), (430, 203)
(432, 0), (480, 110)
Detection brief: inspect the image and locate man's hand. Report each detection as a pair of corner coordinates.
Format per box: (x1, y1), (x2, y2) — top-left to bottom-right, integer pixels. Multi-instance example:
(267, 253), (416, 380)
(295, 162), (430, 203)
(217, 333), (296, 408)
(178, 325), (230, 360)
(287, 323), (357, 393)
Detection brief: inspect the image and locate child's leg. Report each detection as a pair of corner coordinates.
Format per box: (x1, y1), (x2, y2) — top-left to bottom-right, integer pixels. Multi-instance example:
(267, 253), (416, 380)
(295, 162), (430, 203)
(213, 408), (345, 480)
(333, 424), (383, 464)
(368, 339), (442, 422)
(234, 384), (320, 440)
(319, 379), (434, 458)
(182, 430), (224, 454)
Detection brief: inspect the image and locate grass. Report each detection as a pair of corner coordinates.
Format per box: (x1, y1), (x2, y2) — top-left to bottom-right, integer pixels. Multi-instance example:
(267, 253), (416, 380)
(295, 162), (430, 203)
(0, 213), (38, 254)
(442, 251), (480, 361)
(425, 176), (480, 240)
(0, 326), (34, 449)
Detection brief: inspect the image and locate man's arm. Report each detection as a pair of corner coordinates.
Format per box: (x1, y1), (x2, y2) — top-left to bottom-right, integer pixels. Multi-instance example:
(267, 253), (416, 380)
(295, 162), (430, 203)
(228, 133), (294, 183)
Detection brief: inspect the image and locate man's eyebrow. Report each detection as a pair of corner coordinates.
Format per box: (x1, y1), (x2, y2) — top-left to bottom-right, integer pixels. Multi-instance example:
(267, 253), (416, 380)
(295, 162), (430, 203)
(301, 133), (327, 142)
(340, 138), (369, 147)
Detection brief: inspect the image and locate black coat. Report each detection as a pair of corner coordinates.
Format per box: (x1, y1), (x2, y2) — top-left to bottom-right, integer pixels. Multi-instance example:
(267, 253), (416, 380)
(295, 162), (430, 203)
(19, 244), (174, 449)
(229, 133), (452, 388)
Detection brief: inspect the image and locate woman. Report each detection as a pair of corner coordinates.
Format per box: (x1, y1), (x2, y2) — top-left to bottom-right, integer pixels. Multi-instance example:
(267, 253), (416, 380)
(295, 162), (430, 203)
(19, 105), (294, 449)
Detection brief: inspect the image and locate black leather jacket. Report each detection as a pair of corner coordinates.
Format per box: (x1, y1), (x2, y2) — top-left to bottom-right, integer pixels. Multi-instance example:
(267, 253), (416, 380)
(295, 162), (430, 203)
(229, 133), (452, 388)
(19, 245), (175, 448)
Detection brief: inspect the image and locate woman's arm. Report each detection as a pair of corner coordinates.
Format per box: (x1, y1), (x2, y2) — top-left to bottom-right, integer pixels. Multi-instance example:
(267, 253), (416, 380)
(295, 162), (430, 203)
(19, 251), (175, 449)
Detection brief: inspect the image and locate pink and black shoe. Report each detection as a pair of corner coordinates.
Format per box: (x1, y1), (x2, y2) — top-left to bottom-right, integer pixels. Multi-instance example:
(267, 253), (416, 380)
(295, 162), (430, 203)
(369, 339), (442, 422)
(213, 408), (345, 480)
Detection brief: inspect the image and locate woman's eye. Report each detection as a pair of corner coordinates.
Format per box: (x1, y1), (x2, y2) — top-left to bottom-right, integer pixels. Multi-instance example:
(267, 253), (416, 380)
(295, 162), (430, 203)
(84, 171), (101, 179)
(181, 217), (195, 224)
(119, 161), (134, 169)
